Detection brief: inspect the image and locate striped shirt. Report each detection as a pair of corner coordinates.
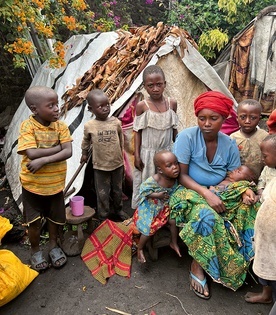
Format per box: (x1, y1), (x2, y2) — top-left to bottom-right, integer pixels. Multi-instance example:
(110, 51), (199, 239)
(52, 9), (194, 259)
(17, 115), (72, 196)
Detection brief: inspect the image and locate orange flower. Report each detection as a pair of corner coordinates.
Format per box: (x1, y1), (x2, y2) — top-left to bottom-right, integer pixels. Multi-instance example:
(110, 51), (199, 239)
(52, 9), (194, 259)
(62, 16), (77, 31)
(72, 0), (87, 11)
(34, 21), (54, 37)
(6, 39), (34, 55)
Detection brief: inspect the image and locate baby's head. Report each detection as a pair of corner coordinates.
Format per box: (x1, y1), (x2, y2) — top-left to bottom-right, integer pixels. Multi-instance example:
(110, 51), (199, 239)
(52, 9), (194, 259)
(153, 150), (179, 179)
(25, 86), (59, 125)
(228, 165), (257, 183)
(260, 134), (276, 169)
(237, 99), (262, 136)
(86, 89), (110, 121)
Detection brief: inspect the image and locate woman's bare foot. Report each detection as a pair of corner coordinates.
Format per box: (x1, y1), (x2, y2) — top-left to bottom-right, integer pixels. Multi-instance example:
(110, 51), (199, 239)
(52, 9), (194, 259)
(137, 249), (146, 263)
(170, 242), (182, 257)
(245, 291), (272, 304)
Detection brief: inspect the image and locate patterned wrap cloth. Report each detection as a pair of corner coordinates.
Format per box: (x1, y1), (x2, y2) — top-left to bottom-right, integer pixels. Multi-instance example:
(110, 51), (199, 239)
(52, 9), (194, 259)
(133, 176), (179, 236)
(170, 180), (260, 291)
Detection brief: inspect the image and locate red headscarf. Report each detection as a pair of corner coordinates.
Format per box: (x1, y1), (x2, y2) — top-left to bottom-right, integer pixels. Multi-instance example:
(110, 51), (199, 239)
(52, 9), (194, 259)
(194, 91), (233, 118)
(267, 109), (276, 134)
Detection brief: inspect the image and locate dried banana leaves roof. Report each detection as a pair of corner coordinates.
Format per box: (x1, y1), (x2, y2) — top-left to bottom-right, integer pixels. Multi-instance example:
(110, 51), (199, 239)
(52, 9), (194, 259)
(60, 23), (197, 117)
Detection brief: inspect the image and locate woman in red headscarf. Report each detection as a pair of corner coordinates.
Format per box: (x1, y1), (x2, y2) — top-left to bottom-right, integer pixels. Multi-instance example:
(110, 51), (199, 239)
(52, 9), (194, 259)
(170, 91), (259, 299)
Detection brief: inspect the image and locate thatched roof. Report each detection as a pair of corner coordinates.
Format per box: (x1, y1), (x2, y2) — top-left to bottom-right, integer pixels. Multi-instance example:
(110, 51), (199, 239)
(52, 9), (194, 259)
(60, 22), (197, 117)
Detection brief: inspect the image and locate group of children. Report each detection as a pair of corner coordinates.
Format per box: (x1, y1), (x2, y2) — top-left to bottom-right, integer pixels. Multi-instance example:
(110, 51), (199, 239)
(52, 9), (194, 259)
(18, 65), (276, 312)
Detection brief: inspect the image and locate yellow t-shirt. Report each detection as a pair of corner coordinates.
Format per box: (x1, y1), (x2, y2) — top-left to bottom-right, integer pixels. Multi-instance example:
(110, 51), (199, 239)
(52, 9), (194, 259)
(17, 115), (72, 196)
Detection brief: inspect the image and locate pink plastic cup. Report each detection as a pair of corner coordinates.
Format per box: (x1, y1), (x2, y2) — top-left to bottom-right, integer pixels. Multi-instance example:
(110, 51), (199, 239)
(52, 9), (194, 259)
(70, 196), (84, 216)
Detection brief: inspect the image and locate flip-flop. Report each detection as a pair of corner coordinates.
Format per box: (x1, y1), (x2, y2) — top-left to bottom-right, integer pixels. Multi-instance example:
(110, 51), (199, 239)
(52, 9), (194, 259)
(30, 250), (49, 272)
(190, 271), (210, 300)
(49, 247), (67, 268)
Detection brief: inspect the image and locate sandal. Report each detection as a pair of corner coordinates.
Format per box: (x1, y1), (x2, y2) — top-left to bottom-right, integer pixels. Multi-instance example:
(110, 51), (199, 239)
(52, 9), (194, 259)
(49, 247), (67, 268)
(30, 251), (49, 272)
(190, 271), (211, 300)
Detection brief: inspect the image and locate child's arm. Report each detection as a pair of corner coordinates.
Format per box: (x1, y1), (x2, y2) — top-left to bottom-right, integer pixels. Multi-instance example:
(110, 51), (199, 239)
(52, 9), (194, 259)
(255, 188), (263, 202)
(118, 122), (124, 152)
(173, 128), (178, 142)
(25, 144), (62, 160)
(147, 191), (169, 203)
(26, 141), (72, 173)
(134, 130), (144, 171)
(80, 124), (92, 163)
(171, 99), (178, 142)
(134, 100), (146, 171)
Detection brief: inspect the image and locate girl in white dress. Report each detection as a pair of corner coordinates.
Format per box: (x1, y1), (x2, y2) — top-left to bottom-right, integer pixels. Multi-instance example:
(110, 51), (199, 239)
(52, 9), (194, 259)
(131, 65), (178, 209)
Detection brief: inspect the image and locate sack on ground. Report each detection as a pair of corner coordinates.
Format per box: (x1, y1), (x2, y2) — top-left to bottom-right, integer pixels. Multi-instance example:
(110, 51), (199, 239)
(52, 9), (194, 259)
(0, 216), (13, 244)
(0, 249), (39, 307)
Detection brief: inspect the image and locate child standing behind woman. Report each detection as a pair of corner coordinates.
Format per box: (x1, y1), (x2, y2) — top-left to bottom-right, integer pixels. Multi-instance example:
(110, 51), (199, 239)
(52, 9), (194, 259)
(133, 150), (181, 263)
(251, 176), (276, 315)
(230, 99), (268, 179)
(80, 89), (129, 222)
(132, 65), (178, 209)
(245, 134), (276, 306)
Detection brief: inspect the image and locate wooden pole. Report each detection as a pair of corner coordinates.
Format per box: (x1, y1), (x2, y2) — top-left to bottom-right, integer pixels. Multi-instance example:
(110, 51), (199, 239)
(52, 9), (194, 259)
(63, 150), (91, 197)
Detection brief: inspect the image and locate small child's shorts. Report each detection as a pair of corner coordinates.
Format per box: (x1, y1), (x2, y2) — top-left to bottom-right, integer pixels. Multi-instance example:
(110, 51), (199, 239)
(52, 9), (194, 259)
(22, 187), (66, 225)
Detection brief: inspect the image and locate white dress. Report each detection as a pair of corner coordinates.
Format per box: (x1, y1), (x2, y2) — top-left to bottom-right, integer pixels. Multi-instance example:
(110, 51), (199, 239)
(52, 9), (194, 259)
(253, 177), (276, 281)
(131, 98), (178, 209)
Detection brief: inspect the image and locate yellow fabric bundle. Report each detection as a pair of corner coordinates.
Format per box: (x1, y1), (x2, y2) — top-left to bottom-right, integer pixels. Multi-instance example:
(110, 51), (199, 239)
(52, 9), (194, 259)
(0, 216), (39, 306)
(0, 216), (13, 244)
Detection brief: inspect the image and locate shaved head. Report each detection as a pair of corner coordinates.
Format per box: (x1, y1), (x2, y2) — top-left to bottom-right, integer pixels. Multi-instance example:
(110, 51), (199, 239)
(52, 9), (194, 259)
(25, 86), (57, 109)
(262, 134), (276, 150)
(86, 89), (108, 104)
(238, 99), (262, 114)
(153, 150), (176, 168)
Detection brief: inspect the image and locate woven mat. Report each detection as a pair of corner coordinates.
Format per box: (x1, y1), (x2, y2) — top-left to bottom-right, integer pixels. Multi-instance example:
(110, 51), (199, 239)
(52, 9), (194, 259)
(81, 219), (133, 284)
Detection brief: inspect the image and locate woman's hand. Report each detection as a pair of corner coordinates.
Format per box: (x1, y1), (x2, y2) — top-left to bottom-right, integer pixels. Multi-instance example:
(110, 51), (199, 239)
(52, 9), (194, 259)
(242, 189), (257, 205)
(203, 189), (226, 213)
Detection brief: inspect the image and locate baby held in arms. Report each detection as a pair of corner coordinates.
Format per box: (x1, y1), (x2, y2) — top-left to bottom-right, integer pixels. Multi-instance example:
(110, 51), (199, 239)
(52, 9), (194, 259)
(209, 165), (258, 205)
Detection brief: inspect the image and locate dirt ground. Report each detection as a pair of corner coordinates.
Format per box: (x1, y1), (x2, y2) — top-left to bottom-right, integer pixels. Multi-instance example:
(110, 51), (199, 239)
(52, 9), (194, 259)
(0, 185), (273, 315)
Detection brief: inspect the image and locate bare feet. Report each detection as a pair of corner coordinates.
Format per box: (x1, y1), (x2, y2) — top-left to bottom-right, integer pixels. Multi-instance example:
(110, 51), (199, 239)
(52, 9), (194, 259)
(245, 290), (272, 304)
(190, 260), (210, 299)
(170, 242), (182, 257)
(137, 249), (146, 263)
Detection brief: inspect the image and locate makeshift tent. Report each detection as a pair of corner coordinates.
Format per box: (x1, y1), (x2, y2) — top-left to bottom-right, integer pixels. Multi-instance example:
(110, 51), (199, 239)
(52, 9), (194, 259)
(2, 23), (235, 211)
(214, 5), (276, 114)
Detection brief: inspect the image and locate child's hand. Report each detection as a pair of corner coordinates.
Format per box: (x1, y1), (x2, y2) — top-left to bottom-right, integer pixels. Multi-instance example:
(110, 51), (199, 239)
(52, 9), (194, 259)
(80, 154), (88, 163)
(134, 156), (144, 171)
(157, 191), (169, 202)
(27, 157), (46, 173)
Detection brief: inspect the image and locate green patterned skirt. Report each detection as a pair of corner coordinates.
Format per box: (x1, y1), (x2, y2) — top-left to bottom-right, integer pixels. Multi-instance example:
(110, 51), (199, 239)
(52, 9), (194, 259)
(169, 181), (259, 291)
